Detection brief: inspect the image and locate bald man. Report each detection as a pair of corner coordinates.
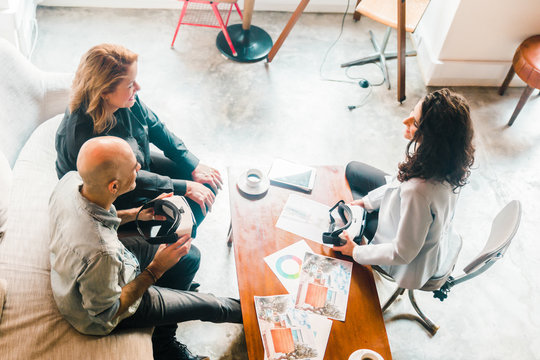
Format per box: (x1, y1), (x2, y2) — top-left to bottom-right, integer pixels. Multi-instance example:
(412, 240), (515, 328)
(49, 137), (241, 360)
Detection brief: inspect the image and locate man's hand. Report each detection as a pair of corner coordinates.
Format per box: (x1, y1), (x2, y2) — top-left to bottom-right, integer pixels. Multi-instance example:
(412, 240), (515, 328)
(185, 181), (215, 216)
(118, 193), (172, 224)
(332, 230), (357, 257)
(116, 193), (173, 225)
(114, 234), (191, 319)
(148, 235), (192, 278)
(191, 163), (223, 193)
(136, 193), (173, 222)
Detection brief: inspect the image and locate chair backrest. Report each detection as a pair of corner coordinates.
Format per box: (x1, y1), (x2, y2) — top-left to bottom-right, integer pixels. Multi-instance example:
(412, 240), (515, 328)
(432, 200), (521, 300)
(462, 200), (522, 274)
(357, 0), (431, 32)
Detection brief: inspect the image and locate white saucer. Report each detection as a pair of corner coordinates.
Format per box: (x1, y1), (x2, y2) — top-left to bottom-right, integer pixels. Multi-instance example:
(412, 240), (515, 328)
(348, 349), (384, 360)
(237, 168), (270, 197)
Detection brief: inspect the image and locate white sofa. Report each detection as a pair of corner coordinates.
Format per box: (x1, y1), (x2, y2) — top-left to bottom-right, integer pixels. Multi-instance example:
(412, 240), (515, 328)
(0, 38), (153, 359)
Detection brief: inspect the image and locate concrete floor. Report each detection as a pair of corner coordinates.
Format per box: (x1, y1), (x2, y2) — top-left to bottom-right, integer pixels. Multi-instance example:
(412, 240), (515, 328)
(32, 6), (539, 360)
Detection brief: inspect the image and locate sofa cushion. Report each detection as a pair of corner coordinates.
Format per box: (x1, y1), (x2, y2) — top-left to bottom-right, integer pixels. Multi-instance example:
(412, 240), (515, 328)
(0, 151), (10, 241)
(0, 115), (153, 360)
(0, 115), (62, 269)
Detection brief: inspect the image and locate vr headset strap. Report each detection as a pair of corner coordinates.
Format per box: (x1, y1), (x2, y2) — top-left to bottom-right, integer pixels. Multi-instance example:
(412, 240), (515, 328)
(135, 199), (181, 244)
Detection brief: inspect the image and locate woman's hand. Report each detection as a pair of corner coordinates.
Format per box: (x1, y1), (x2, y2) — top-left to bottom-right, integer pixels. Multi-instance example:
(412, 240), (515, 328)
(185, 181), (215, 216)
(191, 164), (223, 193)
(332, 230), (357, 257)
(350, 198), (365, 208)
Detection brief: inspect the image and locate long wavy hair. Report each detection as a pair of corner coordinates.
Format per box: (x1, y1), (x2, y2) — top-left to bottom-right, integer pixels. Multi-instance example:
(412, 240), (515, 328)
(70, 44), (138, 134)
(397, 88), (475, 190)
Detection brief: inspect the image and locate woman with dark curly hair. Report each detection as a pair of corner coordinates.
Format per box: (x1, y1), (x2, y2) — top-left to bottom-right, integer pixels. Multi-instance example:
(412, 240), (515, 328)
(334, 88), (475, 289)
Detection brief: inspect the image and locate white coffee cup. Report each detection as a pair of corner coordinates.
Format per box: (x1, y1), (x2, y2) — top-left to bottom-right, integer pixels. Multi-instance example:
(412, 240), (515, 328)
(246, 169), (263, 188)
(348, 349), (384, 360)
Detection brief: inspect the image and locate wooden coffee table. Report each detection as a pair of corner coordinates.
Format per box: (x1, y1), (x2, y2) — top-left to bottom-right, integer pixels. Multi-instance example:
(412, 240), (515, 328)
(228, 166), (392, 360)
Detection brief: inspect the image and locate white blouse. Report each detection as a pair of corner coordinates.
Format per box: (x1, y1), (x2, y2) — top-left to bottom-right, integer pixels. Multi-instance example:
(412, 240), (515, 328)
(352, 176), (460, 289)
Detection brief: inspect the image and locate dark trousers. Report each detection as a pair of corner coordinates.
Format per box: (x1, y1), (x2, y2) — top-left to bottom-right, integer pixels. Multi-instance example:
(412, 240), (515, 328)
(116, 236), (242, 346)
(345, 161), (388, 241)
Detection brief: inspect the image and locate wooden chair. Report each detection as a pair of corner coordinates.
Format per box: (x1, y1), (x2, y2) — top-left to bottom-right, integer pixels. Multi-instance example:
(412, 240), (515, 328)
(499, 35), (540, 126)
(342, 0), (430, 92)
(170, 0), (242, 56)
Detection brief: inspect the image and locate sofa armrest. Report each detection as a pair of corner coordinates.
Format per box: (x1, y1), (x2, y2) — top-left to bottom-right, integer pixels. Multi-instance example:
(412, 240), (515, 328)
(41, 71), (72, 123)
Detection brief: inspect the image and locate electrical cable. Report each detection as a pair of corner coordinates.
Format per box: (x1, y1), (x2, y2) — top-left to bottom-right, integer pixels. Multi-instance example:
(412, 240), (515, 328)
(318, 0), (356, 85)
(318, 0), (385, 87)
(318, 0), (387, 110)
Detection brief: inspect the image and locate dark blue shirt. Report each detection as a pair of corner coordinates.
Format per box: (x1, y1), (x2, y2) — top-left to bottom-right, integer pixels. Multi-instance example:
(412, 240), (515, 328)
(55, 96), (199, 202)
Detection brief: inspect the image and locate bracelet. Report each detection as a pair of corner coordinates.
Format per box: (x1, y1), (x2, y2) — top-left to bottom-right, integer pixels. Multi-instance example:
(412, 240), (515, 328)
(145, 267), (158, 284)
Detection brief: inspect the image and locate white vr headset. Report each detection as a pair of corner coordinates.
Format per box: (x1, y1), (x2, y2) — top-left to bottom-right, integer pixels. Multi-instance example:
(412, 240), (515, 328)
(322, 200), (367, 246)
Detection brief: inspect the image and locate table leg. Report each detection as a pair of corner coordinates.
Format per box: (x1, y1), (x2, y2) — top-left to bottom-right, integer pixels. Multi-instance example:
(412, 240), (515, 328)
(242, 0), (255, 30)
(397, 0), (406, 103)
(267, 0), (311, 63)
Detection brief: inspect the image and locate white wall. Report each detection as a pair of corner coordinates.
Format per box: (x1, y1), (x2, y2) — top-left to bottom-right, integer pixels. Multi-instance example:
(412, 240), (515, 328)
(40, 0), (540, 87)
(40, 0), (354, 13)
(414, 0), (540, 86)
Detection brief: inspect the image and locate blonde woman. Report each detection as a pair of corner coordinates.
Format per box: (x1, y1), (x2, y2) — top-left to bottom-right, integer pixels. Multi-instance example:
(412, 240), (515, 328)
(55, 44), (220, 224)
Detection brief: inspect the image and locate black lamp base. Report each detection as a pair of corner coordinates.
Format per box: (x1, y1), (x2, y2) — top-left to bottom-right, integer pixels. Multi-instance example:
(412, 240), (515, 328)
(216, 24), (273, 63)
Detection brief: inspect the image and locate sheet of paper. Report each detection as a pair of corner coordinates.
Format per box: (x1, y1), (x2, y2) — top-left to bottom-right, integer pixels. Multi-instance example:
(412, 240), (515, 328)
(295, 252), (353, 322)
(254, 294), (332, 360)
(275, 194), (330, 245)
(264, 240), (314, 296)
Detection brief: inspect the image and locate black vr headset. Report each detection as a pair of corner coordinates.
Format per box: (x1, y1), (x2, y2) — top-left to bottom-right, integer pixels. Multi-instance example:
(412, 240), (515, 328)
(322, 200), (367, 246)
(135, 196), (197, 244)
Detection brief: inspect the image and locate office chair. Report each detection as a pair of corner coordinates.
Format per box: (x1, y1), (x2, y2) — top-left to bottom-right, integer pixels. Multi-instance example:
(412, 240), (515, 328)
(170, 0), (243, 56)
(377, 200), (522, 335)
(342, 0), (430, 90)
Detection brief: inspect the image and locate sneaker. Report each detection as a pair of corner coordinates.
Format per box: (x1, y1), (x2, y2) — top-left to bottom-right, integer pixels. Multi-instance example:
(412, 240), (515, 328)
(154, 339), (209, 360)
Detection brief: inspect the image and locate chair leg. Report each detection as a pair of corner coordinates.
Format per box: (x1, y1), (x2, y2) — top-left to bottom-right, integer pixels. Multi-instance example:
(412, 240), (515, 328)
(211, 3), (237, 56)
(171, 1), (190, 48)
(227, 221), (233, 247)
(499, 65), (515, 96)
(408, 290), (439, 336)
(353, 0), (362, 21)
(508, 85), (534, 126)
(340, 27), (394, 89)
(376, 29), (392, 90)
(234, 2), (243, 20)
(381, 287), (405, 313)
